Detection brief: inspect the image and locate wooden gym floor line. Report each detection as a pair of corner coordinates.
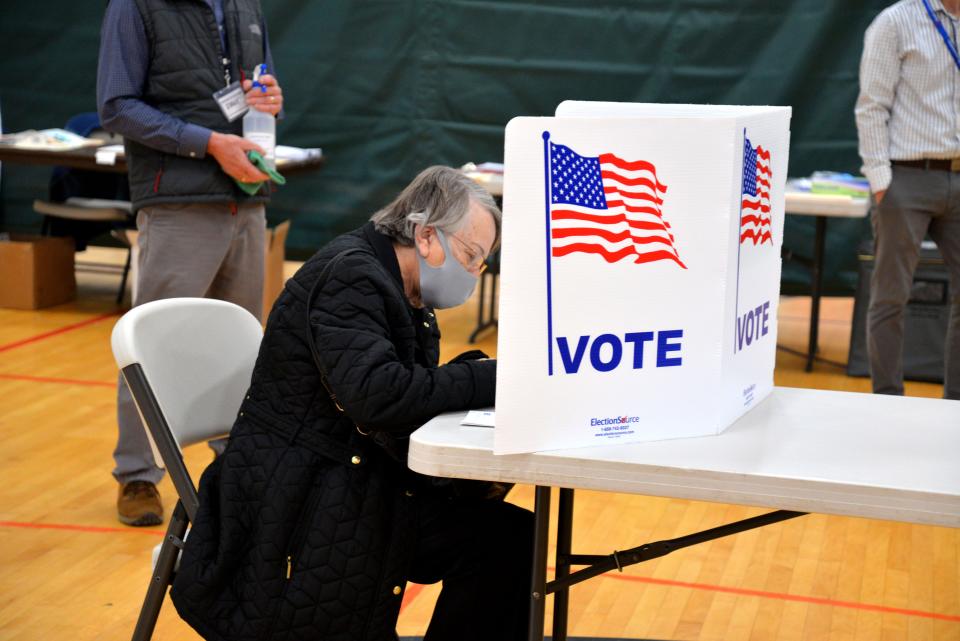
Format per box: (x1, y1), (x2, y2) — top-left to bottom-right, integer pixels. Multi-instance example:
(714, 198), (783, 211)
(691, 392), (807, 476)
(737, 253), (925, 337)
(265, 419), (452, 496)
(0, 517), (956, 623)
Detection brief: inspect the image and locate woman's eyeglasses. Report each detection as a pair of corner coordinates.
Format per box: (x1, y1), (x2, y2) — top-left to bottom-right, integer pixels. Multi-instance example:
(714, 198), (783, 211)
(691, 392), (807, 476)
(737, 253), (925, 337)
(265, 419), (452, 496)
(448, 233), (488, 274)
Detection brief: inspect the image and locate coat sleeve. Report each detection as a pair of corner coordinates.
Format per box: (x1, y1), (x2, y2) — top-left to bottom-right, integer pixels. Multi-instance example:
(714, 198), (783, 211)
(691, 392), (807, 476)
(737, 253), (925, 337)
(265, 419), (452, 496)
(309, 256), (496, 434)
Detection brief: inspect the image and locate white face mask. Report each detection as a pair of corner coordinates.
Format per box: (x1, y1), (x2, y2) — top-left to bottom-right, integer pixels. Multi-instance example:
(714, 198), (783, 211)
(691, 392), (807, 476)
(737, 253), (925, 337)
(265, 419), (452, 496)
(416, 229), (478, 309)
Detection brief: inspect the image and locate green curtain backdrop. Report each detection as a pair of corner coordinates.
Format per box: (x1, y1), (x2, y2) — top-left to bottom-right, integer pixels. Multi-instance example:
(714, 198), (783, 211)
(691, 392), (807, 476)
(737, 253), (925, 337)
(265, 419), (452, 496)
(0, 0), (891, 293)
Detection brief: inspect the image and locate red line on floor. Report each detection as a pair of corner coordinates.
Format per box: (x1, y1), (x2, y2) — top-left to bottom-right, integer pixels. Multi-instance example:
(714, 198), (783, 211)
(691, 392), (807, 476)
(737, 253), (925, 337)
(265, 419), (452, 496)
(0, 311), (120, 354)
(3, 520), (953, 623)
(399, 582), (426, 614)
(599, 571), (960, 622)
(0, 520), (164, 536)
(0, 373), (115, 388)
(4, 518), (429, 613)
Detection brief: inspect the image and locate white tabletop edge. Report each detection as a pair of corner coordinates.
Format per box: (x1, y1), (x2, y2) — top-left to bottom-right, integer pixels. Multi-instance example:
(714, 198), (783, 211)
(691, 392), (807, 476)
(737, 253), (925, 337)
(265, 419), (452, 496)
(408, 387), (960, 528)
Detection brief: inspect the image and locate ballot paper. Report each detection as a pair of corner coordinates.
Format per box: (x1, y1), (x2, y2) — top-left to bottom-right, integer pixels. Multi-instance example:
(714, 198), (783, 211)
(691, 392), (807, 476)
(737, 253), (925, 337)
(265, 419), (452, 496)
(460, 410), (495, 428)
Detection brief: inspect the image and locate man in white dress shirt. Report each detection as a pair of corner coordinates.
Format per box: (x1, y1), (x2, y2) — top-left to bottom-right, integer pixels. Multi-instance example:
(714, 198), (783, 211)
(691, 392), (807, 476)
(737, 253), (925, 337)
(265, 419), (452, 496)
(855, 0), (960, 400)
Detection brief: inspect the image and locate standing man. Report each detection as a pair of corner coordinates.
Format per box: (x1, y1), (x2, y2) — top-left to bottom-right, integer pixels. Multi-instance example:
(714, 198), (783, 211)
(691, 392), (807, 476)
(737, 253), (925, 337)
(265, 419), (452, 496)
(855, 0), (960, 400)
(97, 0), (284, 525)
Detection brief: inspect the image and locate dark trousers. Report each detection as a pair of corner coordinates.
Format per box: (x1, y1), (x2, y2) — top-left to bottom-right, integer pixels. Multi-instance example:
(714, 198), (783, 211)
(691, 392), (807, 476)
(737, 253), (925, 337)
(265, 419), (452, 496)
(408, 496), (534, 641)
(868, 165), (960, 400)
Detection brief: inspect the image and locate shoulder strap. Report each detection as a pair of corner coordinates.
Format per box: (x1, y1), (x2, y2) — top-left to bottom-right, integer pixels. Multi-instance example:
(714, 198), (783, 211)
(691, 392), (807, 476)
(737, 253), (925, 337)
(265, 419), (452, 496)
(304, 249), (367, 429)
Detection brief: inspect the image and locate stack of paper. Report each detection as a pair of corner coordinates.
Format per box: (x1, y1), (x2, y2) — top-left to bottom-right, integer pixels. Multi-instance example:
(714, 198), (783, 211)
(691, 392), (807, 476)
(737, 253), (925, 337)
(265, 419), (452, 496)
(0, 128), (101, 151)
(808, 171), (870, 197)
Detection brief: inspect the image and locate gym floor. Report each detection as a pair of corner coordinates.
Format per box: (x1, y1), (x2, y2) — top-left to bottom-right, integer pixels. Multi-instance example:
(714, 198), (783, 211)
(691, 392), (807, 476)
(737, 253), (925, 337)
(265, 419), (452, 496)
(0, 246), (956, 641)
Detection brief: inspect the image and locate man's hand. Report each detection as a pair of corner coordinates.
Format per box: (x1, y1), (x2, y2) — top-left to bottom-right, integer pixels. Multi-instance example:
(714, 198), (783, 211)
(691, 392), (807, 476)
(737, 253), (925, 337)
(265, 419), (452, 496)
(874, 189), (886, 205)
(243, 74), (283, 117)
(206, 132), (269, 182)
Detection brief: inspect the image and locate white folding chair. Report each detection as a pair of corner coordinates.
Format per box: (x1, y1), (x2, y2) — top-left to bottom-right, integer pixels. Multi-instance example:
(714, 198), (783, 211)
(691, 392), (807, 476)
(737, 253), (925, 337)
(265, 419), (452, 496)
(111, 298), (263, 641)
(34, 198), (135, 303)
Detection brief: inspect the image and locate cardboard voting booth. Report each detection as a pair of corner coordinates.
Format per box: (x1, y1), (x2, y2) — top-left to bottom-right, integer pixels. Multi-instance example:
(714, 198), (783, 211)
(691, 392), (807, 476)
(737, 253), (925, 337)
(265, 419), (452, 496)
(494, 102), (791, 455)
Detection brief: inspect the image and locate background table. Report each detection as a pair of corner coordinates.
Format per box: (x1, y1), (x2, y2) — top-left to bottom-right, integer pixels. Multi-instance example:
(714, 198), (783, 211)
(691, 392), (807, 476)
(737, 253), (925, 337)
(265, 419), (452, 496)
(409, 387), (960, 640)
(462, 168), (504, 342)
(784, 189), (870, 371)
(0, 142), (325, 175)
(0, 140), (324, 311)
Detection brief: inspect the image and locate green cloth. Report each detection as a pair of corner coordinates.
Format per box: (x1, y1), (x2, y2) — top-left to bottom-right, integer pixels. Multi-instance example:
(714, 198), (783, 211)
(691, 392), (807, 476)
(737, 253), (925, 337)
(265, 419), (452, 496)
(234, 150), (287, 195)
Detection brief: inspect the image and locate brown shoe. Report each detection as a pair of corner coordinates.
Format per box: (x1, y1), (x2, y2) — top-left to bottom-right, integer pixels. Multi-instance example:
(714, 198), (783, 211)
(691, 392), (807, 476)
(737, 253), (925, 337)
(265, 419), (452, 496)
(117, 481), (164, 526)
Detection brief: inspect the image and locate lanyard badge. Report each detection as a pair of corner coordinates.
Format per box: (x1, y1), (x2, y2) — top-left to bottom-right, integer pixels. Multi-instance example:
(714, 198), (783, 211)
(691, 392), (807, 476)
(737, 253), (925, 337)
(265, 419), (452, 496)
(212, 64), (269, 123)
(922, 0), (960, 71)
(213, 82), (247, 122)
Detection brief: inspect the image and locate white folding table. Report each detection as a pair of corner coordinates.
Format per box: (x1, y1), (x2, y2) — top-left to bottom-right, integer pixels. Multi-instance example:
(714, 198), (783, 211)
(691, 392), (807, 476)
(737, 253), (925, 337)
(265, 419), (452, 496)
(408, 386), (960, 641)
(783, 190), (870, 372)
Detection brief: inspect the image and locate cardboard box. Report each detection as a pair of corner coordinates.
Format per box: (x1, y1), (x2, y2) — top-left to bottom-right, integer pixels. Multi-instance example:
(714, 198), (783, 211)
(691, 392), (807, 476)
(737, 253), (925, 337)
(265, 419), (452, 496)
(494, 102), (791, 454)
(262, 220), (290, 323)
(0, 235), (76, 310)
(124, 220), (289, 323)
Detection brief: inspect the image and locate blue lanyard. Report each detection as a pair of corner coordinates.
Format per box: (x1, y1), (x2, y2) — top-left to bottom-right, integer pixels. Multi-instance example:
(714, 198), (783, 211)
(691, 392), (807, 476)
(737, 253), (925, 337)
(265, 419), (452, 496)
(922, 0), (960, 71)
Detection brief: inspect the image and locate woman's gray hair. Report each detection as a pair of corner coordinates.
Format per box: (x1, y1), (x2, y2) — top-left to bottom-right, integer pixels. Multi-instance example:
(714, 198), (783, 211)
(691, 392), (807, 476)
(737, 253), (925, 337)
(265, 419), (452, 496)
(370, 165), (501, 249)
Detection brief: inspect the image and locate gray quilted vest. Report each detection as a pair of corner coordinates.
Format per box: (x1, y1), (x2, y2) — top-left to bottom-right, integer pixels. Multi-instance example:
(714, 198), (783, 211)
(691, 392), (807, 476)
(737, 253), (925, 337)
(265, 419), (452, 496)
(126, 0), (269, 211)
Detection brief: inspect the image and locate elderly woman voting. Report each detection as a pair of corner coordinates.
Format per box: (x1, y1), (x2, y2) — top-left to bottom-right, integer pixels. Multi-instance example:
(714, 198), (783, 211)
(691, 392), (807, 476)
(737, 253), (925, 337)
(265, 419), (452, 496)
(170, 166), (533, 641)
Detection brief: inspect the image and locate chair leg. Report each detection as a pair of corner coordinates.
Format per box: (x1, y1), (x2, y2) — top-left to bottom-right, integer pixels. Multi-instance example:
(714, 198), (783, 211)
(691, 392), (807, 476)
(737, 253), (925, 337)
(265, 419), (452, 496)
(130, 501), (189, 641)
(117, 246), (132, 305)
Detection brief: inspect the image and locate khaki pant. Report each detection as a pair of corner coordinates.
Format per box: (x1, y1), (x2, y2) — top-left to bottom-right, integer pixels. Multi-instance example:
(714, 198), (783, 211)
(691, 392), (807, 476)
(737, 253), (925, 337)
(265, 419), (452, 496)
(113, 202), (266, 484)
(868, 165), (960, 400)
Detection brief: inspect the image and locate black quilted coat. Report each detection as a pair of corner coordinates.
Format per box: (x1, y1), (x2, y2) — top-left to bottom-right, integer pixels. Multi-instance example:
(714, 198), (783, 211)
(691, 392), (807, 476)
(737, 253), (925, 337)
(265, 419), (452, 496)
(170, 223), (497, 641)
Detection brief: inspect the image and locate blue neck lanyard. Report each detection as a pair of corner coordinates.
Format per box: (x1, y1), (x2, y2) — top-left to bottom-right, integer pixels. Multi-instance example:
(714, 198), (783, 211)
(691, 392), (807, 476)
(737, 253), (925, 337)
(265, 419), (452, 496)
(923, 0), (960, 71)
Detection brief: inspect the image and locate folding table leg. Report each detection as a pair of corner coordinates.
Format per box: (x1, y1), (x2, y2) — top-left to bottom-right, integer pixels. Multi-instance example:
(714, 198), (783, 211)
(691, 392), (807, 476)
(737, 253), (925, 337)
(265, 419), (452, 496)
(807, 215), (827, 372)
(117, 246), (132, 305)
(475, 271), (487, 330)
(552, 488), (575, 641)
(528, 486), (551, 641)
(131, 501), (189, 641)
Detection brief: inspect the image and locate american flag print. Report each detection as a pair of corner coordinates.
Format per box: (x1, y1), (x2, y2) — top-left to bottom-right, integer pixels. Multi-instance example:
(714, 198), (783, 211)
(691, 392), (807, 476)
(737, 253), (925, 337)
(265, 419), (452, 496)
(740, 136), (773, 246)
(548, 141), (686, 268)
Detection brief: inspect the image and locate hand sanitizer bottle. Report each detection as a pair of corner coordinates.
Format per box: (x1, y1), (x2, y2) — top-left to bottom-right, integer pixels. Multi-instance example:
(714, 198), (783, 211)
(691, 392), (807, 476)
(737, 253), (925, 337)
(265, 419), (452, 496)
(242, 64), (276, 169)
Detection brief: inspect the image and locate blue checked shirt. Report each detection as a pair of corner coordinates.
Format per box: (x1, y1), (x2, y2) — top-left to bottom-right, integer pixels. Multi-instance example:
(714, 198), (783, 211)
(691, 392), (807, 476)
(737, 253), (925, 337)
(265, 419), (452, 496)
(855, 0), (960, 192)
(96, 0), (278, 160)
